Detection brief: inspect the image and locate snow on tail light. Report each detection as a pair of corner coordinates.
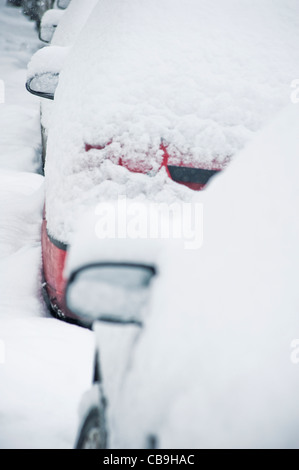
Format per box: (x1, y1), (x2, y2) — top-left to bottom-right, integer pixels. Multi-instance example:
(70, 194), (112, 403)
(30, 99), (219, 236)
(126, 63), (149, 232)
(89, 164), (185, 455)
(85, 142), (156, 174)
(85, 141), (223, 190)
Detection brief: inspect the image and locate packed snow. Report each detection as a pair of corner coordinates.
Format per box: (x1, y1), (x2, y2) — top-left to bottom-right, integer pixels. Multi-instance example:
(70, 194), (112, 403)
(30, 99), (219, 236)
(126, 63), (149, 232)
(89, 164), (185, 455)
(27, 44), (69, 79)
(95, 104), (299, 449)
(0, 0), (95, 449)
(39, 8), (65, 44)
(0, 1), (41, 172)
(45, 0), (299, 244)
(50, 0), (98, 47)
(37, 0), (100, 153)
(1, 0), (299, 450)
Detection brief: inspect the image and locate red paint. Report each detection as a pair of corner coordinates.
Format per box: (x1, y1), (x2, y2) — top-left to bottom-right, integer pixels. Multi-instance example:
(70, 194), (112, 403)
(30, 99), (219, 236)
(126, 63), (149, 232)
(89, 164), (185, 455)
(85, 140), (223, 190)
(41, 213), (68, 317)
(44, 142), (224, 322)
(159, 142), (172, 178)
(178, 181), (206, 191)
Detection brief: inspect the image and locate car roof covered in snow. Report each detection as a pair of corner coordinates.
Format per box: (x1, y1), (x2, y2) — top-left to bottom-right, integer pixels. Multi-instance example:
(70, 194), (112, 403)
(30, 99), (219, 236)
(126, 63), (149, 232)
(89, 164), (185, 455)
(45, 0), (299, 243)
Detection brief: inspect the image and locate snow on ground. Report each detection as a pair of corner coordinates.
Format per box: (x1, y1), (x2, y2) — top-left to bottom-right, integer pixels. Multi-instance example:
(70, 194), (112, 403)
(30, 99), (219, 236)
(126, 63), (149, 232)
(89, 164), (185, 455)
(0, 1), (41, 172)
(1, 0), (299, 449)
(0, 1), (95, 449)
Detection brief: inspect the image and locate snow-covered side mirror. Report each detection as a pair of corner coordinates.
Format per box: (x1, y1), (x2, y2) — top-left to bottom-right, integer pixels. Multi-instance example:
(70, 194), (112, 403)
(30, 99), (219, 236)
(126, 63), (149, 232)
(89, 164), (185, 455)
(66, 263), (156, 326)
(26, 45), (69, 100)
(39, 9), (65, 44)
(26, 72), (59, 100)
(57, 0), (71, 9)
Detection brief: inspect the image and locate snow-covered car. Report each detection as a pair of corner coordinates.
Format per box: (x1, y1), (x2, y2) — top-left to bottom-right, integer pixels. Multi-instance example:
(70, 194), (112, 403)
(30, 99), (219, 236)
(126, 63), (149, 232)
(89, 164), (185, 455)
(38, 7), (65, 43)
(38, 0), (77, 44)
(26, 0), (298, 330)
(63, 205), (162, 448)
(56, 0), (70, 8)
(22, 0), (55, 26)
(66, 103), (299, 449)
(26, 0), (99, 168)
(6, 0), (22, 7)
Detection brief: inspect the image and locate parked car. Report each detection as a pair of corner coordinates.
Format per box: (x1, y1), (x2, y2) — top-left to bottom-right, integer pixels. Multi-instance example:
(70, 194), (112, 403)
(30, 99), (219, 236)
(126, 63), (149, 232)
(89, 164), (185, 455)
(25, 0), (298, 328)
(63, 205), (162, 448)
(20, 1), (70, 28)
(6, 0), (22, 7)
(56, 0), (70, 8)
(24, 0), (299, 448)
(26, 0), (230, 324)
(27, 0), (99, 169)
(38, 8), (66, 43)
(22, 0), (55, 26)
(67, 104), (299, 449)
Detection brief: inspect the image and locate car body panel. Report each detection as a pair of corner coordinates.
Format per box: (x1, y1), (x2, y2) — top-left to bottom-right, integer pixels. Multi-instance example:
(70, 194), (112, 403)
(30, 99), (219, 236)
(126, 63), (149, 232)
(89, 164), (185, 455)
(41, 211), (68, 317)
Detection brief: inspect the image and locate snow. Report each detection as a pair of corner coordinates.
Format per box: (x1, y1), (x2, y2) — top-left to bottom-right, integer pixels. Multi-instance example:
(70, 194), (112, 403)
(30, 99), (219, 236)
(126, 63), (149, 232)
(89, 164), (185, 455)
(40, 8), (65, 29)
(39, 0), (100, 146)
(64, 202), (186, 275)
(0, 0), (95, 449)
(27, 44), (69, 81)
(1, 0), (299, 450)
(0, 2), (41, 172)
(51, 0), (99, 47)
(97, 104), (299, 449)
(45, 0), (299, 243)
(39, 8), (65, 44)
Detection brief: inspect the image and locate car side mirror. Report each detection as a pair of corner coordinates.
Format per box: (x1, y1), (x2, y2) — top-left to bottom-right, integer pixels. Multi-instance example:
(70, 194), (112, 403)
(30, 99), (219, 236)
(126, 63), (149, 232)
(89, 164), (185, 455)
(57, 0), (71, 9)
(65, 262), (156, 326)
(39, 9), (65, 44)
(26, 72), (59, 100)
(26, 45), (69, 100)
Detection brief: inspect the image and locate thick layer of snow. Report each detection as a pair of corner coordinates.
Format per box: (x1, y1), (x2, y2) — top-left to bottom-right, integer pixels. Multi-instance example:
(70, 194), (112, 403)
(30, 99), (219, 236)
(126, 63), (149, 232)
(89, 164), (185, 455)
(45, 0), (299, 243)
(39, 0), (99, 140)
(0, 1), (41, 172)
(95, 104), (299, 449)
(51, 0), (99, 47)
(1, 0), (299, 450)
(27, 44), (69, 79)
(0, 0), (95, 449)
(40, 8), (65, 31)
(64, 203), (186, 275)
(0, 169), (95, 449)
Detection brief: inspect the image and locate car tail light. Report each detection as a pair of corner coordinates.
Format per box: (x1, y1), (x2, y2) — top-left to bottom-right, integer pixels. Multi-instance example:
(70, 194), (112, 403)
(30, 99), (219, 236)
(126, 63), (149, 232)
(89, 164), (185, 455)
(160, 143), (221, 191)
(166, 165), (220, 191)
(85, 141), (222, 190)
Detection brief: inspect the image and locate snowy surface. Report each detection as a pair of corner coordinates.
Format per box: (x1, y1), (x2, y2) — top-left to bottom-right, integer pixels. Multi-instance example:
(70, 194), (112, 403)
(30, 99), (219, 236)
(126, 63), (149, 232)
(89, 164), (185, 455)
(39, 0), (99, 142)
(45, 0), (299, 243)
(27, 44), (69, 79)
(51, 0), (99, 47)
(0, 1), (41, 172)
(40, 8), (65, 31)
(39, 9), (65, 44)
(0, 1), (95, 449)
(96, 104), (299, 449)
(64, 203), (184, 275)
(1, 0), (299, 450)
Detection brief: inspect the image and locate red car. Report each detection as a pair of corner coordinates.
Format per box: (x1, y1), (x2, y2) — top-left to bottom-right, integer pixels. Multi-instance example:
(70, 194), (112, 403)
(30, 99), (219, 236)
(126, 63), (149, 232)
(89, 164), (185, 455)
(25, 0), (237, 326)
(40, 145), (221, 327)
